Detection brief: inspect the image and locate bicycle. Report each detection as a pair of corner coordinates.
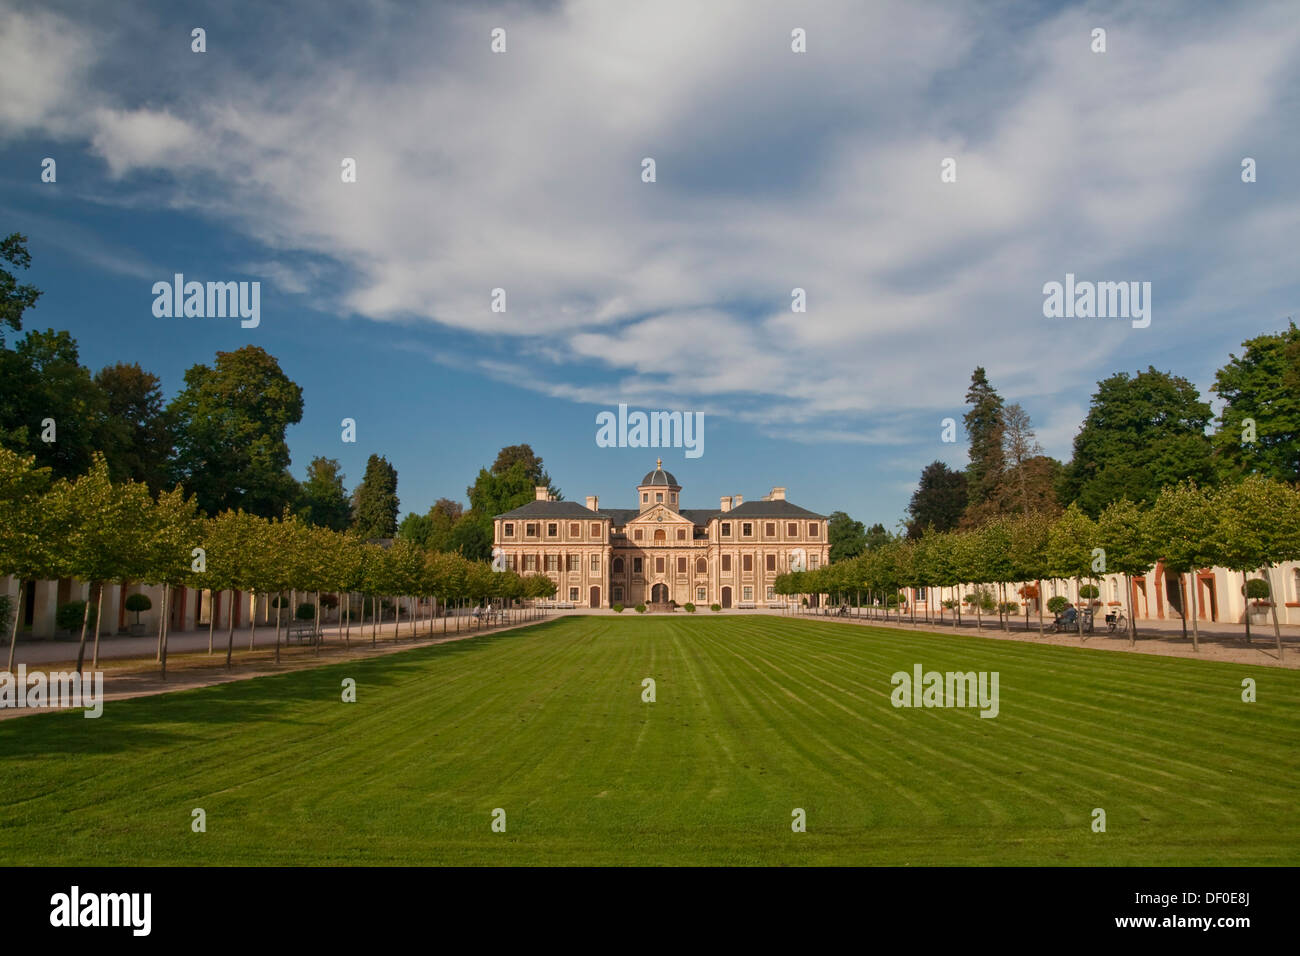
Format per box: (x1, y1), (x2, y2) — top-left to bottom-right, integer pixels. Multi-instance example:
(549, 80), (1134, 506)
(1105, 611), (1127, 635)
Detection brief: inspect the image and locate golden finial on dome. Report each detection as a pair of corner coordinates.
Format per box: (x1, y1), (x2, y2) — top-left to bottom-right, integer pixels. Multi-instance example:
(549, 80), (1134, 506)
(656, 457), (662, 469)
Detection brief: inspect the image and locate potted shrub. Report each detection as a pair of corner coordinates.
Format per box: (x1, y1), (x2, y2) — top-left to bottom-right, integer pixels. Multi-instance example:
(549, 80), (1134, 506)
(1046, 596), (1069, 616)
(296, 602), (316, 621)
(710, 603), (722, 612)
(319, 593), (339, 620)
(124, 592), (152, 636)
(56, 600), (96, 638)
(612, 603), (625, 613)
(1243, 578), (1272, 624)
(634, 604), (647, 614)
(683, 602), (696, 613)
(1078, 584), (1102, 608)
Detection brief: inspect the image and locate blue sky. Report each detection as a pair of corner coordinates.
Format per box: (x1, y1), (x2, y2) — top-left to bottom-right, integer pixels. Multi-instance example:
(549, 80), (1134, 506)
(1, 0), (1297, 527)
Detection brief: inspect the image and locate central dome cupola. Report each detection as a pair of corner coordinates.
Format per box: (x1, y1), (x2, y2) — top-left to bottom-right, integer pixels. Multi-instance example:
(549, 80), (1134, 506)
(637, 458), (682, 512)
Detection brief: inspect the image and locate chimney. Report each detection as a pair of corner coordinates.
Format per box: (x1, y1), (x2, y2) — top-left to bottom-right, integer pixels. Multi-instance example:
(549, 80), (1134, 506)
(586, 495), (599, 511)
(769, 487), (786, 501)
(734, 494), (743, 506)
(535, 486), (548, 501)
(720, 495), (732, 512)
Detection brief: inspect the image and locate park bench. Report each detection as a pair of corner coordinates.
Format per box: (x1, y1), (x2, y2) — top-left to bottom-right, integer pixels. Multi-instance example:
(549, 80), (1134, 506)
(287, 619), (318, 645)
(736, 601), (756, 609)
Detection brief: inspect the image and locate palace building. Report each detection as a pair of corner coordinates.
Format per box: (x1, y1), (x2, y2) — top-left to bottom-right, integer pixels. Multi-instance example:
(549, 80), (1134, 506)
(492, 460), (830, 609)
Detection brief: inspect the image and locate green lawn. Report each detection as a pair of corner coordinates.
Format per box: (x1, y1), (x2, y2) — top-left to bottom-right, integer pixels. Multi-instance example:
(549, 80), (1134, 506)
(1, 615), (1297, 865)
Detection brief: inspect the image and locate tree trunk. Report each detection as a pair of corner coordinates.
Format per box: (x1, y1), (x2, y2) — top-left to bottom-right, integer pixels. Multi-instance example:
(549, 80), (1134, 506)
(345, 591), (351, 648)
(274, 597), (283, 663)
(374, 598), (380, 647)
(155, 587), (165, 662)
(74, 584), (94, 674)
(225, 587), (236, 668)
(315, 590), (322, 656)
(90, 582), (107, 669)
(6, 578), (23, 673)
(1037, 581), (1044, 637)
(1126, 575), (1138, 647)
(1265, 565), (1283, 659)
(1242, 571), (1251, 644)
(249, 590), (258, 650)
(1187, 571), (1199, 652)
(158, 585), (169, 678)
(208, 591), (216, 654)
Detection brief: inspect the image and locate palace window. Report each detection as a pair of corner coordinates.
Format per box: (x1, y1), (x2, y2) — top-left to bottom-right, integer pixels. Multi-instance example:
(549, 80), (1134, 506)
(676, 529), (686, 541)
(697, 587), (707, 602)
(566, 554), (579, 572)
(765, 523), (775, 537)
(634, 529), (643, 541)
(722, 555), (731, 572)
(742, 523), (753, 537)
(524, 555), (537, 571)
(504, 523), (514, 537)
(569, 588), (579, 601)
(590, 523), (600, 537)
(677, 557), (687, 574)
(656, 492), (663, 502)
(743, 586), (753, 601)
(809, 554), (819, 570)
(613, 557), (624, 573)
(570, 522), (580, 537)
(1111, 580), (1119, 602)
(547, 523), (558, 537)
(633, 557), (643, 574)
(766, 587), (775, 602)
(721, 522), (731, 536)
(916, 587), (927, 601)
(525, 523), (538, 537)
(787, 522), (797, 536)
(766, 554), (776, 572)
(808, 523), (818, 537)
(591, 555), (600, 573)
(545, 555), (559, 572)
(696, 557), (707, 574)
(743, 554), (753, 572)
(656, 557), (665, 573)
(654, 529), (666, 543)
(613, 586), (624, 602)
(642, 493), (648, 503)
(671, 494), (677, 504)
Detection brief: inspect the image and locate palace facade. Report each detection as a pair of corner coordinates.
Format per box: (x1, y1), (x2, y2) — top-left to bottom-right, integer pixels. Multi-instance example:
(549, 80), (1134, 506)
(491, 460), (830, 608)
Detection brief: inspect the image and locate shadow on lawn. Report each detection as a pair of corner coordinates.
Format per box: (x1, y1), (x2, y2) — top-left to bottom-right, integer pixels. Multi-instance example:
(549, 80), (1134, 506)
(0, 620), (569, 757)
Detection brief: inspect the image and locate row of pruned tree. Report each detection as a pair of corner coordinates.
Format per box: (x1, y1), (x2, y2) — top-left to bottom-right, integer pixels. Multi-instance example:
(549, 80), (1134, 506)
(776, 476), (1300, 654)
(0, 449), (557, 676)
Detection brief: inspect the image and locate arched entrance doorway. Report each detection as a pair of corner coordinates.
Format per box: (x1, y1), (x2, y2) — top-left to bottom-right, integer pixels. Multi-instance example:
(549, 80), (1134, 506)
(589, 586), (600, 608)
(650, 583), (669, 604)
(721, 586), (732, 608)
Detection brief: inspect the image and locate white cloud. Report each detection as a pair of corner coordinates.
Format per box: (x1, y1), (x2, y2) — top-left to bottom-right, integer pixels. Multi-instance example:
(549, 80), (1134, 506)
(4, 0), (1299, 445)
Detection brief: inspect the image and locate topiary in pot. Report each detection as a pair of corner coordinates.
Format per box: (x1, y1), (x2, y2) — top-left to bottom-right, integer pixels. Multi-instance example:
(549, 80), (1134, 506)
(635, 604), (647, 614)
(124, 592), (152, 634)
(1046, 596), (1069, 615)
(296, 602), (316, 621)
(56, 600), (96, 635)
(124, 592), (152, 624)
(710, 603), (722, 612)
(612, 603), (625, 613)
(683, 603), (696, 613)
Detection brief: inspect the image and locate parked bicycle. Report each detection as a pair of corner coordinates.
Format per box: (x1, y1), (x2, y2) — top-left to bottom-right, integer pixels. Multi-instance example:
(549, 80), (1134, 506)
(1105, 610), (1128, 634)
